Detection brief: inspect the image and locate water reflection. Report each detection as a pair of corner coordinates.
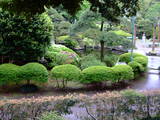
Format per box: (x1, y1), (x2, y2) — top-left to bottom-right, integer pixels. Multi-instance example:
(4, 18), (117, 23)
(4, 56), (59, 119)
(131, 56), (160, 90)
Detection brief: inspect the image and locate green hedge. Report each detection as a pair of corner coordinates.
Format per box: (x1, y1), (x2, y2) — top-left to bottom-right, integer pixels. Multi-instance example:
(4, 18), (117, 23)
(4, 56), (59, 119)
(51, 64), (81, 88)
(112, 65), (134, 82)
(20, 63), (48, 84)
(81, 66), (114, 84)
(0, 63), (48, 86)
(119, 53), (147, 64)
(0, 64), (20, 85)
(128, 61), (145, 74)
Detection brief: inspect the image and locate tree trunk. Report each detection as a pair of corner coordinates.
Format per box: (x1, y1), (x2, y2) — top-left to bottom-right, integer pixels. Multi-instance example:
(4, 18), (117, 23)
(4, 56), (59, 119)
(100, 20), (104, 31)
(158, 23), (160, 42)
(84, 45), (87, 54)
(100, 40), (104, 62)
(62, 79), (65, 88)
(27, 80), (30, 85)
(100, 20), (104, 62)
(152, 24), (156, 52)
(56, 78), (59, 88)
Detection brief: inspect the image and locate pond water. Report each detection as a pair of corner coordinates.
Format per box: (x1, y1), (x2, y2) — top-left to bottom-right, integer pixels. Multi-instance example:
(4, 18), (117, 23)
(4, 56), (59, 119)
(130, 56), (160, 90)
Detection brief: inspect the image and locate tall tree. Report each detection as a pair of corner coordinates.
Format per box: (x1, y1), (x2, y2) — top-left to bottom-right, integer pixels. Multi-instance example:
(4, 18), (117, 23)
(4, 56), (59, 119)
(0, 0), (139, 18)
(0, 10), (53, 64)
(45, 7), (71, 43)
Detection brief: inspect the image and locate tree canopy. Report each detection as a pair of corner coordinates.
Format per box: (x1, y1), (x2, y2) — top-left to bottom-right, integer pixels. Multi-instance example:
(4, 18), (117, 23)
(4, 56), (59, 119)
(0, 0), (139, 20)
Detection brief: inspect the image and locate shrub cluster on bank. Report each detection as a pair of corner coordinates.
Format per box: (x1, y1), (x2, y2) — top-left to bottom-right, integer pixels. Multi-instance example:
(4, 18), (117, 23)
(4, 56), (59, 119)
(0, 53), (148, 89)
(119, 53), (148, 76)
(50, 52), (147, 87)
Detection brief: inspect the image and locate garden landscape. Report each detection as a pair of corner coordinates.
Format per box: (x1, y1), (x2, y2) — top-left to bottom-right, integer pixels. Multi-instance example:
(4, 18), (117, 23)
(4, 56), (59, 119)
(0, 0), (160, 120)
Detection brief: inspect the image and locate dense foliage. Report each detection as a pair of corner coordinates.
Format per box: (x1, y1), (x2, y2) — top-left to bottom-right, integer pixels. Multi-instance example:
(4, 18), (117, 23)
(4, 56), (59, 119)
(112, 30), (132, 37)
(0, 64), (20, 85)
(119, 53), (148, 77)
(0, 0), (139, 19)
(128, 61), (144, 74)
(81, 66), (114, 84)
(119, 53), (147, 64)
(20, 63), (48, 84)
(45, 7), (71, 44)
(112, 65), (134, 82)
(0, 10), (53, 64)
(0, 63), (48, 87)
(51, 64), (81, 88)
(134, 57), (148, 68)
(43, 44), (79, 69)
(104, 54), (119, 67)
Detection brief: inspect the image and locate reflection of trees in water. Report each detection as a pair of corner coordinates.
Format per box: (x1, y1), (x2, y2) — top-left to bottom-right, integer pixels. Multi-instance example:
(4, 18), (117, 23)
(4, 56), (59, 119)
(74, 96), (160, 120)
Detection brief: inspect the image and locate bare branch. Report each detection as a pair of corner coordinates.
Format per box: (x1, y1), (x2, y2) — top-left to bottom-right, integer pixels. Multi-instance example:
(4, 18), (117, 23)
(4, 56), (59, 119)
(85, 105), (97, 120)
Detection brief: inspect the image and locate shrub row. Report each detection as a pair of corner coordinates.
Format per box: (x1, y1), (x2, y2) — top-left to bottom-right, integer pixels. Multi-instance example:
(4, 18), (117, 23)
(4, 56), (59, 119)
(51, 64), (134, 87)
(119, 53), (148, 75)
(0, 53), (148, 88)
(0, 63), (48, 86)
(50, 53), (148, 87)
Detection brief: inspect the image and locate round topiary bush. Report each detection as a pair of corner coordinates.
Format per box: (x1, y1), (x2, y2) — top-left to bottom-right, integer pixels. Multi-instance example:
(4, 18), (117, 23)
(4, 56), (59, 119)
(112, 65), (134, 82)
(0, 64), (20, 86)
(20, 63), (48, 85)
(128, 61), (145, 75)
(119, 53), (146, 63)
(81, 66), (114, 84)
(134, 57), (148, 68)
(51, 64), (81, 88)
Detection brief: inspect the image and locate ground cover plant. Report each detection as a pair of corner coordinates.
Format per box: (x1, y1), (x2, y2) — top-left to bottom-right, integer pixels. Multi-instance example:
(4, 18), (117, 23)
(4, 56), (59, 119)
(43, 44), (80, 69)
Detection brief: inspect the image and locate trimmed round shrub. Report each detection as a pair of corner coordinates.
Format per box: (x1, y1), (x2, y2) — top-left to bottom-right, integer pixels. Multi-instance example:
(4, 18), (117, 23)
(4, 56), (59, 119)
(128, 61), (145, 74)
(134, 57), (148, 68)
(20, 63), (48, 84)
(0, 64), (20, 85)
(112, 65), (134, 82)
(119, 53), (146, 63)
(81, 66), (114, 84)
(51, 64), (81, 88)
(39, 111), (65, 120)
